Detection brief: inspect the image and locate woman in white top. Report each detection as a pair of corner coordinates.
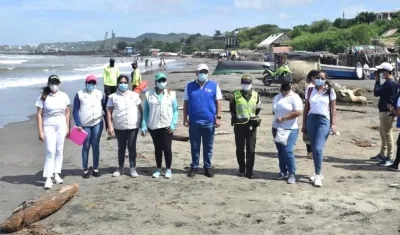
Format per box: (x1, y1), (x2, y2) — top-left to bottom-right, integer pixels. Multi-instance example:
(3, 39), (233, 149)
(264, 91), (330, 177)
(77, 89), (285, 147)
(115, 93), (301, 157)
(302, 71), (337, 187)
(272, 81), (303, 184)
(141, 72), (179, 179)
(107, 75), (143, 178)
(304, 70), (319, 159)
(35, 75), (71, 189)
(72, 75), (105, 178)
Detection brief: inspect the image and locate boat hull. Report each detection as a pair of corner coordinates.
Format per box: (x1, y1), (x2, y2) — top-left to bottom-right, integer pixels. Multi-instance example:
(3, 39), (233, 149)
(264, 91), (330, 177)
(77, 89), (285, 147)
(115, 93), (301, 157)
(212, 61), (274, 75)
(320, 63), (376, 80)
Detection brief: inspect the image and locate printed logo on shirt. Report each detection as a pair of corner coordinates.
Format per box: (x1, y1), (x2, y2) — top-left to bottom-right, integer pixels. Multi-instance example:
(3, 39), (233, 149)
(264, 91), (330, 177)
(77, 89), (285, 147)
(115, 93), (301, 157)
(205, 88), (213, 93)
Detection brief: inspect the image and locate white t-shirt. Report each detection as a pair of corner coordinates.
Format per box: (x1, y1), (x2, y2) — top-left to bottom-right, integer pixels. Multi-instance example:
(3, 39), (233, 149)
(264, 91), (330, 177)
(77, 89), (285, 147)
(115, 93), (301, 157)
(306, 86), (336, 118)
(35, 91), (70, 126)
(272, 91), (303, 129)
(107, 91), (141, 130)
(305, 83), (315, 94)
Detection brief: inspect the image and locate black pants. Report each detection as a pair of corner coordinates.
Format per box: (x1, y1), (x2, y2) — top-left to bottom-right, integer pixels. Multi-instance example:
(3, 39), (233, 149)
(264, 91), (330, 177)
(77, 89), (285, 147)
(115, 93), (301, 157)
(104, 85), (117, 129)
(115, 129), (139, 168)
(394, 134), (400, 166)
(234, 124), (257, 174)
(149, 128), (173, 169)
(306, 144), (312, 153)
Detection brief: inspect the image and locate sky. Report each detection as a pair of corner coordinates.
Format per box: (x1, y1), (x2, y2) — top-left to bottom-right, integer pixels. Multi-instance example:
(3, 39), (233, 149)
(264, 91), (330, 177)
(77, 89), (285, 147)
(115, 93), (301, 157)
(0, 0), (399, 45)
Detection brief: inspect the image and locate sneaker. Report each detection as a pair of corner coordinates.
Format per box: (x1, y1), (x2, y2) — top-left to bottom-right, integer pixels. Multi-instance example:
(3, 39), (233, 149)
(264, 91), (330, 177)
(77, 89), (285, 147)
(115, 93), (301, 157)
(152, 169), (161, 178)
(92, 168), (101, 177)
(313, 174), (323, 187)
(287, 174), (296, 184)
(386, 164), (399, 171)
(377, 158), (393, 167)
(245, 172), (254, 179)
(238, 172), (245, 177)
(165, 169), (172, 179)
(204, 168), (214, 178)
(54, 173), (63, 184)
(112, 167), (125, 177)
(309, 174), (324, 181)
(83, 169), (90, 179)
(130, 167), (139, 178)
(276, 172), (289, 180)
(307, 152), (313, 159)
(187, 168), (198, 177)
(370, 154), (385, 162)
(44, 177), (53, 189)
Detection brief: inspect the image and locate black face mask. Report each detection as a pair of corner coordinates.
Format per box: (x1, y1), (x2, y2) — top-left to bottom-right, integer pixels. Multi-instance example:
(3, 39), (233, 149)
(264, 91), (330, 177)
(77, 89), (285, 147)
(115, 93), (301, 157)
(110, 61), (115, 67)
(281, 84), (291, 92)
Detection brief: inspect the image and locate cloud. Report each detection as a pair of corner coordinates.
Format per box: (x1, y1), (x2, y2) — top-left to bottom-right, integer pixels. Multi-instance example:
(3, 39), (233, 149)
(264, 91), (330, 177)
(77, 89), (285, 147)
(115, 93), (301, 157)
(234, 0), (314, 9)
(341, 4), (367, 18)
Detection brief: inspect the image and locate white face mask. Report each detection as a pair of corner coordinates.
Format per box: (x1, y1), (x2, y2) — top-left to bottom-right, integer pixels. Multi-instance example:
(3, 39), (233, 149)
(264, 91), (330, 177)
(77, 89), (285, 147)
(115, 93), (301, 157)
(379, 73), (384, 79)
(241, 84), (252, 91)
(50, 84), (59, 92)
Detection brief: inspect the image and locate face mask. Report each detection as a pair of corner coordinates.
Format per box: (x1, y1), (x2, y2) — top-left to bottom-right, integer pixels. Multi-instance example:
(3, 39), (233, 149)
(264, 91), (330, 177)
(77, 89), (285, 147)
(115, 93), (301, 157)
(49, 84), (59, 92)
(197, 73), (208, 82)
(86, 84), (95, 92)
(379, 73), (384, 79)
(315, 78), (326, 86)
(110, 62), (115, 67)
(118, 83), (128, 92)
(156, 81), (167, 89)
(241, 84), (252, 91)
(281, 84), (291, 91)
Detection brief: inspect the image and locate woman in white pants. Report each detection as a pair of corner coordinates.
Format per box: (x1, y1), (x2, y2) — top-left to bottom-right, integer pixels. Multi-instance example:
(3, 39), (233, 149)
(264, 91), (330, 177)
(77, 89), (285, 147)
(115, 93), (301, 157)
(36, 75), (71, 189)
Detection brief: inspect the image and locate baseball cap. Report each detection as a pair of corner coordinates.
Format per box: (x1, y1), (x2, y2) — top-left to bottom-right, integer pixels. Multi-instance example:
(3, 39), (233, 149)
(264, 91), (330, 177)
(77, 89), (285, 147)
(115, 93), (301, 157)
(155, 72), (167, 81)
(197, 63), (209, 71)
(376, 62), (394, 72)
(241, 75), (252, 84)
(86, 75), (97, 83)
(48, 75), (60, 83)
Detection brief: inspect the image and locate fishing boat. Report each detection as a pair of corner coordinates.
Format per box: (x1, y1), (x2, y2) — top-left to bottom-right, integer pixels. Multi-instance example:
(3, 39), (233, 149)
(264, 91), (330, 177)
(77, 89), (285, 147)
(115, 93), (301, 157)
(212, 60), (273, 75)
(320, 62), (366, 79)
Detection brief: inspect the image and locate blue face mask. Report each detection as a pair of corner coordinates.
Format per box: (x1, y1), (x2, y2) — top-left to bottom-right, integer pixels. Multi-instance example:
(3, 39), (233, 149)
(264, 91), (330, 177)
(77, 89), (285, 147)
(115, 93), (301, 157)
(118, 83), (128, 92)
(197, 73), (208, 82)
(86, 84), (95, 92)
(156, 81), (167, 89)
(315, 78), (326, 86)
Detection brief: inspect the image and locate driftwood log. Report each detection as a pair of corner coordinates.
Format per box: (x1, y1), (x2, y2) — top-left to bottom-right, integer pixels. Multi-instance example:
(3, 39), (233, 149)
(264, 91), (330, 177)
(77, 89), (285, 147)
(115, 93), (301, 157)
(173, 131), (231, 142)
(0, 184), (79, 233)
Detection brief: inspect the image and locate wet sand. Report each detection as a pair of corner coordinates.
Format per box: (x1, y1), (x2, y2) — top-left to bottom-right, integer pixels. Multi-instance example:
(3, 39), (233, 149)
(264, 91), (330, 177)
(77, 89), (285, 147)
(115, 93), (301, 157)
(0, 58), (399, 235)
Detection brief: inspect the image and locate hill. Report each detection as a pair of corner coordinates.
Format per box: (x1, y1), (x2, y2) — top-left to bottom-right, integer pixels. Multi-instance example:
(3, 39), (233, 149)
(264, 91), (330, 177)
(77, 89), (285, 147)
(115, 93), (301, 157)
(36, 33), (206, 52)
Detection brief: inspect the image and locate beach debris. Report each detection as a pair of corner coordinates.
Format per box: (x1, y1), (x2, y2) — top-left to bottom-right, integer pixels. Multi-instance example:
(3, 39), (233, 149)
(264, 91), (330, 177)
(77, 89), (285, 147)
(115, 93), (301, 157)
(352, 138), (376, 147)
(368, 125), (380, 130)
(389, 184), (399, 188)
(11, 224), (59, 235)
(0, 184), (78, 233)
(336, 108), (367, 113)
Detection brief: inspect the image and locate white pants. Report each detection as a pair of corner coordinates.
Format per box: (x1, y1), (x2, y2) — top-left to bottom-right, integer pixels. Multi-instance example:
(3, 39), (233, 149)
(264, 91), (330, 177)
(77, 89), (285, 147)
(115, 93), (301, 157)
(43, 123), (67, 178)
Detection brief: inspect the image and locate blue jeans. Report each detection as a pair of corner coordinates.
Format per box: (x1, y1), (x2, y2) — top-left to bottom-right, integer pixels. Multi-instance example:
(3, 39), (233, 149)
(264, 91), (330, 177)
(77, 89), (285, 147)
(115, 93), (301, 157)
(82, 121), (104, 169)
(272, 128), (298, 175)
(189, 123), (215, 169)
(306, 114), (330, 175)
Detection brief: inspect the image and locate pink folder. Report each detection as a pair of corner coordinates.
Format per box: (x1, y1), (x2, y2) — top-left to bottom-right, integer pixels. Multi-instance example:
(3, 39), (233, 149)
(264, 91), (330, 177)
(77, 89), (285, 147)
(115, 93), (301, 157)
(68, 127), (88, 146)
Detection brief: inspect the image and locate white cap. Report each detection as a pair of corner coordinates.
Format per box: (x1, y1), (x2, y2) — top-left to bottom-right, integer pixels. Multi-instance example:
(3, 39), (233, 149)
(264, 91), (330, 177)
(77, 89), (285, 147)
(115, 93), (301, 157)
(197, 63), (209, 71)
(376, 62), (394, 71)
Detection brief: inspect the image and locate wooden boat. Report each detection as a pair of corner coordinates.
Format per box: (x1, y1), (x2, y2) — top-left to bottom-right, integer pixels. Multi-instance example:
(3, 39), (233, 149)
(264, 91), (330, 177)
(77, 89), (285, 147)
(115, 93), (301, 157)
(212, 60), (274, 75)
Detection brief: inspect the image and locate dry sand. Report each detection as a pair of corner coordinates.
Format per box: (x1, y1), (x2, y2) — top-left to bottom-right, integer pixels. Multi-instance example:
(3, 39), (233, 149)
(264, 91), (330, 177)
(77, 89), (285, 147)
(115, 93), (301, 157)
(0, 58), (399, 235)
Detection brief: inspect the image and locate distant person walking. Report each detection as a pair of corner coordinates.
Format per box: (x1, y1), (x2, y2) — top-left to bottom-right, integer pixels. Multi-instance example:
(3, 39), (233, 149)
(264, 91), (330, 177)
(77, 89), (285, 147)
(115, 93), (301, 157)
(103, 58), (119, 132)
(141, 72), (179, 179)
(35, 75), (71, 189)
(229, 75), (262, 179)
(183, 63), (223, 178)
(131, 61), (142, 90)
(107, 75), (143, 178)
(372, 62), (398, 166)
(302, 71), (337, 187)
(72, 75), (106, 178)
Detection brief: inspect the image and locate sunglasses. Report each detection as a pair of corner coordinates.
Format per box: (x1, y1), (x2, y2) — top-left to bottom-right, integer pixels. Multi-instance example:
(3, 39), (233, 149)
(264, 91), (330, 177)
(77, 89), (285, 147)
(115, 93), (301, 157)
(157, 78), (166, 82)
(198, 70), (208, 74)
(87, 81), (96, 85)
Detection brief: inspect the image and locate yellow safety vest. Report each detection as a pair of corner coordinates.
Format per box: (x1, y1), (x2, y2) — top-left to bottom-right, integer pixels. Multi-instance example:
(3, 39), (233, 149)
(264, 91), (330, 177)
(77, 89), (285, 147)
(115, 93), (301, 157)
(234, 90), (258, 124)
(103, 66), (120, 86)
(131, 69), (142, 86)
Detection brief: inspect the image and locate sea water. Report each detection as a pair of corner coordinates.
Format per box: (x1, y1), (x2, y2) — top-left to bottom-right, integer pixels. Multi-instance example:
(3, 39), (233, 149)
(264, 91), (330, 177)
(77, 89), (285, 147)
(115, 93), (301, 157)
(0, 54), (185, 127)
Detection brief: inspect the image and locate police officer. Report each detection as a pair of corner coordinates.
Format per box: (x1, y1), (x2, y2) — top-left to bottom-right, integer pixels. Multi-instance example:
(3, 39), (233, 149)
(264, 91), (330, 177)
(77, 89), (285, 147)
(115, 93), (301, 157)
(229, 75), (262, 179)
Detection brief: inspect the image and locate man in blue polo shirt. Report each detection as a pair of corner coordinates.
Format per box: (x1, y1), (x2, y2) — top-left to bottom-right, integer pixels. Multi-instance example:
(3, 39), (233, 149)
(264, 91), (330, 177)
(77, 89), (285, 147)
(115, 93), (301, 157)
(183, 63), (223, 178)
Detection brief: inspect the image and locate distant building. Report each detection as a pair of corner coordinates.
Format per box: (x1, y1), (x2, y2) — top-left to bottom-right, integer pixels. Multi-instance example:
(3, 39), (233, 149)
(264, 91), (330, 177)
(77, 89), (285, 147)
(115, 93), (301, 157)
(257, 33), (291, 52)
(376, 10), (400, 20)
(212, 33), (239, 49)
(124, 47), (133, 56)
(149, 48), (160, 57)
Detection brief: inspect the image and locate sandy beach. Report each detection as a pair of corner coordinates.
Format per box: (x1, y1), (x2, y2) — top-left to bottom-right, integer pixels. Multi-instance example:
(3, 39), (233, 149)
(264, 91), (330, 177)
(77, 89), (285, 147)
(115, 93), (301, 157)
(0, 58), (399, 235)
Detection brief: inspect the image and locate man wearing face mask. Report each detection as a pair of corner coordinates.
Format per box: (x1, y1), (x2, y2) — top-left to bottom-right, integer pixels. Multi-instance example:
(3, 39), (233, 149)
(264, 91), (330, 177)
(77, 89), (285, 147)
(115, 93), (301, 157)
(73, 75), (106, 178)
(372, 62), (398, 167)
(131, 61), (142, 90)
(229, 75), (261, 179)
(183, 63), (223, 178)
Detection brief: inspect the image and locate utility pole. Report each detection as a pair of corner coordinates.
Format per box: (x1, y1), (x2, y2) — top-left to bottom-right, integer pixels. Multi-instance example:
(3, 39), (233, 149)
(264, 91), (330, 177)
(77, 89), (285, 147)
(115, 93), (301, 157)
(111, 30), (115, 52)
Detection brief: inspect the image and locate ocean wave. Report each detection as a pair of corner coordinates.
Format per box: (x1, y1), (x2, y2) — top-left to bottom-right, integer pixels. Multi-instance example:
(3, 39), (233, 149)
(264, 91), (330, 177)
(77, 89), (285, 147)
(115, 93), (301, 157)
(0, 55), (46, 59)
(0, 67), (15, 70)
(0, 60), (28, 65)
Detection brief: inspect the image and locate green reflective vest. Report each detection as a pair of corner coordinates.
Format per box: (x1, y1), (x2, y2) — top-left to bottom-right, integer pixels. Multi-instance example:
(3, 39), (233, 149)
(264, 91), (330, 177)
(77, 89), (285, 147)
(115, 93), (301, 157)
(234, 90), (258, 124)
(103, 66), (120, 86)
